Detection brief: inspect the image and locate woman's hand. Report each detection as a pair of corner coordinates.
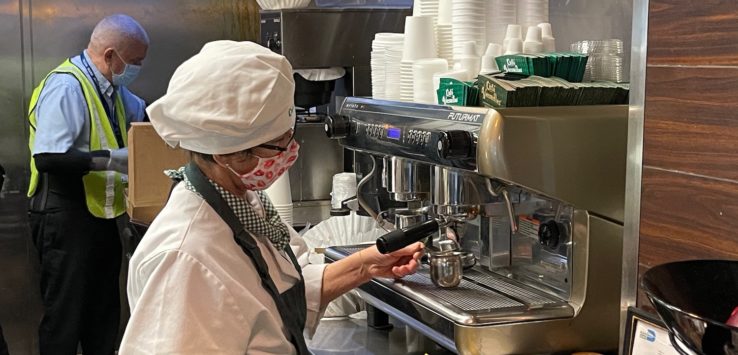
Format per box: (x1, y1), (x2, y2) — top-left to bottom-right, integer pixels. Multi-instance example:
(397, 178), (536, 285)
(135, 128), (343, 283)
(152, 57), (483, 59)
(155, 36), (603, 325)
(360, 242), (424, 279)
(320, 242), (424, 306)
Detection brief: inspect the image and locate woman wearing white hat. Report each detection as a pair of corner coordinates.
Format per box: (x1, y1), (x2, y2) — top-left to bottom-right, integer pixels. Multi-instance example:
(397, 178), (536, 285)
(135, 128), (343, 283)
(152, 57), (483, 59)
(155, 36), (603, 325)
(119, 41), (424, 355)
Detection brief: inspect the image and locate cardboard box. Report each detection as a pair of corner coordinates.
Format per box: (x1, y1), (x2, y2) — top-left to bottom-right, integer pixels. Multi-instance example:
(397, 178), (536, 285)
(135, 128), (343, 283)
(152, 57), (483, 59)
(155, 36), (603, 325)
(126, 197), (164, 226)
(127, 122), (190, 225)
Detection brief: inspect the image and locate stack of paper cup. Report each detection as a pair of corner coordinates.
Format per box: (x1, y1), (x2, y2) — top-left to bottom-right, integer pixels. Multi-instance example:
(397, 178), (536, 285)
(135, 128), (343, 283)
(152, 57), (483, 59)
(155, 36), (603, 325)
(522, 26), (543, 54)
(455, 41), (481, 77)
(486, 0), (517, 47)
(436, 0), (453, 65)
(265, 172), (293, 226)
(370, 50), (385, 98)
(538, 22), (556, 52)
(503, 24), (523, 54)
(481, 43), (503, 73)
(371, 33), (404, 99)
(413, 58), (449, 104)
(518, 0), (549, 39)
(384, 44), (405, 100)
(401, 16), (437, 102)
(400, 60), (415, 101)
(413, 0), (439, 24)
(370, 32), (405, 99)
(402, 16), (437, 61)
(452, 0), (486, 61)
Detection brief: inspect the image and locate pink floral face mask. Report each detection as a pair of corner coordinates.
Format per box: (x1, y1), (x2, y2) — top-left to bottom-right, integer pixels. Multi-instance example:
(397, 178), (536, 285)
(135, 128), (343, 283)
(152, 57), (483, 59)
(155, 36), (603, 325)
(227, 140), (300, 190)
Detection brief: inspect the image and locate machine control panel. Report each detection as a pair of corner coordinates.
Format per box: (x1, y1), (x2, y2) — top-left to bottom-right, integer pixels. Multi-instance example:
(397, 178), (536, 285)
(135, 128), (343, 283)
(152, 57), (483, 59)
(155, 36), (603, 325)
(361, 124), (433, 147)
(328, 97), (489, 170)
(364, 123), (387, 139)
(407, 129), (431, 146)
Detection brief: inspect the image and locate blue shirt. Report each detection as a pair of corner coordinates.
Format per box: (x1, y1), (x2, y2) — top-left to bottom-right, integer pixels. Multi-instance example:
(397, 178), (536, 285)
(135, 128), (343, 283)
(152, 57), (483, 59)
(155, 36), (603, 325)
(32, 50), (146, 154)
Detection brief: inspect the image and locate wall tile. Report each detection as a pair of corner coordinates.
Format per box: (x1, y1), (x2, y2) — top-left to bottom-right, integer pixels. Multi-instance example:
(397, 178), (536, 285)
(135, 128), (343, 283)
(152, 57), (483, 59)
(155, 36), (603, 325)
(643, 66), (738, 181)
(648, 0), (738, 65)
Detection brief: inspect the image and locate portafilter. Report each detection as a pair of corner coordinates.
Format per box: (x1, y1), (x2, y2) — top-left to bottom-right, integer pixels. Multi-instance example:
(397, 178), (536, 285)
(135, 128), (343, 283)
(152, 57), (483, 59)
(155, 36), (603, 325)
(376, 219), (439, 254)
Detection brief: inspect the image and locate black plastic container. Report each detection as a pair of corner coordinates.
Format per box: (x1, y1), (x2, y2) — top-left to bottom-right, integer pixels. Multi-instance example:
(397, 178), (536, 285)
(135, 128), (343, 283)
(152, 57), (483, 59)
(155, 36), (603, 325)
(293, 73), (335, 108)
(642, 260), (738, 355)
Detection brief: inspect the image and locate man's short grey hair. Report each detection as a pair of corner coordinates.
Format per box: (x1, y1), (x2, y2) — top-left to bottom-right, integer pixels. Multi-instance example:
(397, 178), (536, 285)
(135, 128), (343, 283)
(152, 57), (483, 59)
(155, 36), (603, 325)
(89, 14), (149, 53)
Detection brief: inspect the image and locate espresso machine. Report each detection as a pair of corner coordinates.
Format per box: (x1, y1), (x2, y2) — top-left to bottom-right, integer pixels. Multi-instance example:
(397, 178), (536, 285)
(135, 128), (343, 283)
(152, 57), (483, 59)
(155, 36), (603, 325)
(259, 8), (410, 226)
(324, 97), (628, 354)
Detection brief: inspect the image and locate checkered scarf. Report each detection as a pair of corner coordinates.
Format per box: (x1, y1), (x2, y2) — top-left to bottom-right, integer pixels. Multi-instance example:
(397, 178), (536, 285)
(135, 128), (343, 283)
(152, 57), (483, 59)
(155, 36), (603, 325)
(165, 167), (291, 250)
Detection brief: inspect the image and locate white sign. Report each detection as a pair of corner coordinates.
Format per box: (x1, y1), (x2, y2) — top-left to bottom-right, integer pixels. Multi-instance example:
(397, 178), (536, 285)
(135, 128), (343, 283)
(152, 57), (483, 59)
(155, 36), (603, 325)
(632, 319), (684, 355)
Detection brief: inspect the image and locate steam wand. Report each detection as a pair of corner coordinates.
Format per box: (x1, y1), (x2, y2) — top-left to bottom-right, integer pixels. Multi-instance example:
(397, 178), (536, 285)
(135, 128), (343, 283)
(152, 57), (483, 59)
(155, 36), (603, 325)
(356, 155), (394, 232)
(485, 179), (518, 234)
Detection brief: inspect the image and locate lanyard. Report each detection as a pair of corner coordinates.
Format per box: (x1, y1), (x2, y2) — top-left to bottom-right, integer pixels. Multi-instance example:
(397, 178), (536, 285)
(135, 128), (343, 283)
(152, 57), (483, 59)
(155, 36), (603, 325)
(79, 52), (124, 147)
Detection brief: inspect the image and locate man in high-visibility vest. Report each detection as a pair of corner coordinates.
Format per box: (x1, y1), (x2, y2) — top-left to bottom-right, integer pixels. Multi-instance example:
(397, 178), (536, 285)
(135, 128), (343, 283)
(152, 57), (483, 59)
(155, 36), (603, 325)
(27, 14), (148, 355)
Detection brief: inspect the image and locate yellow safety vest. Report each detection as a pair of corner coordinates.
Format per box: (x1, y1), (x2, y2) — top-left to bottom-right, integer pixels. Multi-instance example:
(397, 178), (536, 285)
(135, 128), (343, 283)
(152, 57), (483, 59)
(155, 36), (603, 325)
(27, 59), (128, 219)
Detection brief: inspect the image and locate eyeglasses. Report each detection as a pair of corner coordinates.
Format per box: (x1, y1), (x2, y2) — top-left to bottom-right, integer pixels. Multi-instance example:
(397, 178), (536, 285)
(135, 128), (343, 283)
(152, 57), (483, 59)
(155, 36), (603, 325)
(254, 121), (297, 152)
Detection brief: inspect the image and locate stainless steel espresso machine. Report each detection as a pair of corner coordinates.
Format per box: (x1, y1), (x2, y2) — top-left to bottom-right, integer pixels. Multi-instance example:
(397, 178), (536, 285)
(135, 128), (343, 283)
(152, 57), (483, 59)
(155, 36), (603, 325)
(324, 98), (628, 354)
(259, 8), (410, 226)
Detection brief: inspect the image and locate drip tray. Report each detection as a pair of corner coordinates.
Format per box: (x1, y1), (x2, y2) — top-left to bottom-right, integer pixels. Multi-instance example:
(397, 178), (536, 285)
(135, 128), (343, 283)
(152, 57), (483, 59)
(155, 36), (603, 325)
(325, 245), (575, 326)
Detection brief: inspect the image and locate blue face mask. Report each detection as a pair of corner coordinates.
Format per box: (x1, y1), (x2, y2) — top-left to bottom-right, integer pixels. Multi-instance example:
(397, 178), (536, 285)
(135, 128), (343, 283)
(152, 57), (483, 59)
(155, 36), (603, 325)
(111, 50), (141, 87)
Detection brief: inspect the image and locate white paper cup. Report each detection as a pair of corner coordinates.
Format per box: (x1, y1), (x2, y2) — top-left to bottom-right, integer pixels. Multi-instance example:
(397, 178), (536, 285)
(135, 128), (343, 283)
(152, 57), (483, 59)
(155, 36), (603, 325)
(537, 22), (553, 37)
(264, 172), (292, 206)
(455, 55), (481, 77)
(524, 26), (542, 42)
(413, 58), (449, 103)
(505, 38), (523, 54)
(504, 24), (523, 41)
(481, 55), (498, 73)
(438, 0), (452, 24)
(484, 43), (503, 57)
(542, 36), (556, 52)
(523, 40), (543, 54)
(402, 16), (437, 61)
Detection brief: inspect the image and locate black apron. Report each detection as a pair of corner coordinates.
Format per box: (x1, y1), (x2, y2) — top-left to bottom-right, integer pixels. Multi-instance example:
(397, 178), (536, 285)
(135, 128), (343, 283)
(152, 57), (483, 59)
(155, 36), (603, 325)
(183, 163), (311, 354)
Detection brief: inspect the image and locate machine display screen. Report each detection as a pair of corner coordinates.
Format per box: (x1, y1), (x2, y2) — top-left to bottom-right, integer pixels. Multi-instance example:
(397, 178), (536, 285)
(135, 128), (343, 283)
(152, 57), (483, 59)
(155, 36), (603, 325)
(387, 127), (401, 140)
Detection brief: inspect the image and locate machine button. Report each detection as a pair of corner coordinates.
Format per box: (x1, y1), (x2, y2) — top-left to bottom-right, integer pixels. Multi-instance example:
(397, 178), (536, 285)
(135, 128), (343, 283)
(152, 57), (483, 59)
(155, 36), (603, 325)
(538, 220), (562, 249)
(325, 114), (350, 139)
(438, 130), (475, 159)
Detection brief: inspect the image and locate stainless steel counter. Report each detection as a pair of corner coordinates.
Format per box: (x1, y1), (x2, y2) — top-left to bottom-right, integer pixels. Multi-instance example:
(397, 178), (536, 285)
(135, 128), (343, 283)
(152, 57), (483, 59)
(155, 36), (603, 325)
(308, 315), (455, 355)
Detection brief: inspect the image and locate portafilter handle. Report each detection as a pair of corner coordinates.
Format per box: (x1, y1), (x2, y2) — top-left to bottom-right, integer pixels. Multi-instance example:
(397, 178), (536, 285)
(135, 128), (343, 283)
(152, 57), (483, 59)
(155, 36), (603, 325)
(376, 219), (439, 254)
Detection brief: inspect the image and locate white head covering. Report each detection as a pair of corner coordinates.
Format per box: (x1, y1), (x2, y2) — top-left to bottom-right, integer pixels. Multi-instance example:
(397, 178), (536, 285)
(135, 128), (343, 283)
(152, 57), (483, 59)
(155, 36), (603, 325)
(147, 40), (295, 155)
